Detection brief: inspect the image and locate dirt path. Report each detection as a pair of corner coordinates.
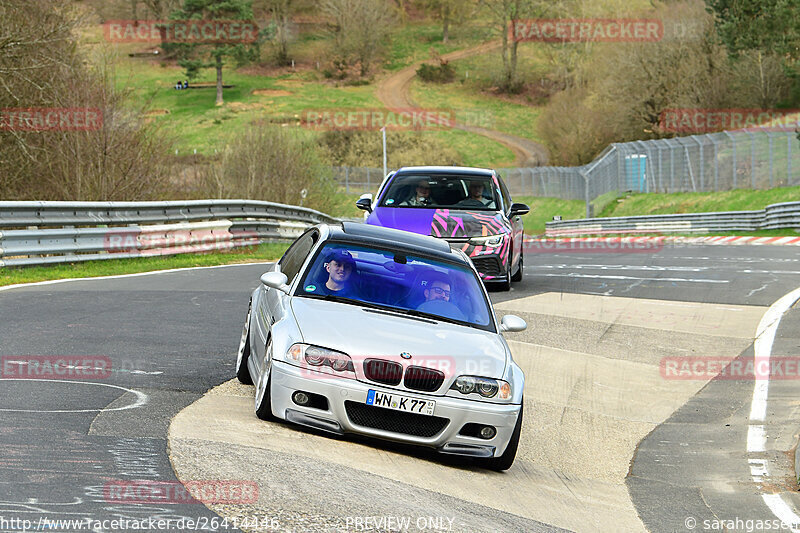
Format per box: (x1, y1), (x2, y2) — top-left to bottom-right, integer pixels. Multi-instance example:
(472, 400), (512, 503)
(375, 41), (550, 167)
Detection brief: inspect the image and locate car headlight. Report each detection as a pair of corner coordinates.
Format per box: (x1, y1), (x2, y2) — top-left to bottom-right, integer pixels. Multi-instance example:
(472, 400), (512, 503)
(469, 234), (505, 248)
(451, 376), (511, 400)
(286, 343), (355, 374)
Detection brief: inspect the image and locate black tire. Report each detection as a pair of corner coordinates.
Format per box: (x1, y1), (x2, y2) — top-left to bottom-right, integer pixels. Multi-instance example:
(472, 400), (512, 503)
(496, 268), (511, 291)
(236, 304), (253, 385)
(484, 403), (523, 471)
(254, 341), (276, 421)
(511, 251), (523, 282)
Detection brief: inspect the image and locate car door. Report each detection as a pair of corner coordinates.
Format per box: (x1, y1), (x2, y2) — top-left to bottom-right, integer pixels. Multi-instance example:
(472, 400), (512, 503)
(252, 229), (318, 378)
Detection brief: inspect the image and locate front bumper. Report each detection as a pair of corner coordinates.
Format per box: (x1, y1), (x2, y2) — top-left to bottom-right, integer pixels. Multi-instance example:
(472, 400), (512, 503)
(445, 239), (510, 282)
(269, 360), (521, 457)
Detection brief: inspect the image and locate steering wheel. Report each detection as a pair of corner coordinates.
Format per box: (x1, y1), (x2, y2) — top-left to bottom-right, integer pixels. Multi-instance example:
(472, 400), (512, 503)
(416, 299), (467, 321)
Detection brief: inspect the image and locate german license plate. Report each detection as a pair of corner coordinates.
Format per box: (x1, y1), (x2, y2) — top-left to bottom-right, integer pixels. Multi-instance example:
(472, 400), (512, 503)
(366, 390), (435, 416)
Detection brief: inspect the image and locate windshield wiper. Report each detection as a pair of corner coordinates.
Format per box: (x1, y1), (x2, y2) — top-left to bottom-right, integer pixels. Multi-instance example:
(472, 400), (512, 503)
(381, 306), (468, 327)
(302, 293), (469, 327)
(300, 293), (386, 310)
(362, 307), (438, 324)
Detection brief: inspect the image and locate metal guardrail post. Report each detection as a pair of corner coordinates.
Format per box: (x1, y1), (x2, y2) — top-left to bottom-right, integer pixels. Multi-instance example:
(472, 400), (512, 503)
(788, 132), (794, 186)
(745, 130), (756, 188)
(769, 133), (774, 188)
(580, 169), (591, 219)
(692, 136), (704, 191)
(723, 131), (737, 189)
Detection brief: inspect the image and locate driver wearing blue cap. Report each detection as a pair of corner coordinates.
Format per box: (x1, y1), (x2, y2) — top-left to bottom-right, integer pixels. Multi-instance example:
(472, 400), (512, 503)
(320, 250), (359, 298)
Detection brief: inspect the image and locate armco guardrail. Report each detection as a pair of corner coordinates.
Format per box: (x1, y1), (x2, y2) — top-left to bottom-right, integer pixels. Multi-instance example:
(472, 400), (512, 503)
(0, 200), (338, 267)
(545, 201), (800, 236)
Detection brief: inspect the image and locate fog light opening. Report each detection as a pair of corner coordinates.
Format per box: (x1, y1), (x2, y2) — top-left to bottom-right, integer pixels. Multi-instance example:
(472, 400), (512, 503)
(480, 426), (496, 439)
(293, 391), (310, 406)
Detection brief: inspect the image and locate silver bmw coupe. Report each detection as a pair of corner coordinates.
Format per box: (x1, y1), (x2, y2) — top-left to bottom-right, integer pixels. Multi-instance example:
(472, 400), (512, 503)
(236, 222), (527, 470)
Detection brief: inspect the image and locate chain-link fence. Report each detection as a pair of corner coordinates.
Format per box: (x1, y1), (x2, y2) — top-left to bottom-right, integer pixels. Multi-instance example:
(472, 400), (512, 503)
(331, 128), (800, 216)
(331, 167), (385, 195)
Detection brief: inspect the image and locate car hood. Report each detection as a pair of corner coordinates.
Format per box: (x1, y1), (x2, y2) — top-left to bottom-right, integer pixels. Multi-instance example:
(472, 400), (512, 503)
(368, 208), (509, 239)
(290, 298), (507, 383)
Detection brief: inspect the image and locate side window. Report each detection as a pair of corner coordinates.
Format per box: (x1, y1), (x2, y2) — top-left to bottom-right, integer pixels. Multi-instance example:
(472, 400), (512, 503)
(278, 230), (318, 282)
(497, 176), (512, 213)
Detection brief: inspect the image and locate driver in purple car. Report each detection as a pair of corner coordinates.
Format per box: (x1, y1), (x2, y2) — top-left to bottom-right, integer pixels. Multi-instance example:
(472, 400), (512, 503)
(456, 179), (491, 208)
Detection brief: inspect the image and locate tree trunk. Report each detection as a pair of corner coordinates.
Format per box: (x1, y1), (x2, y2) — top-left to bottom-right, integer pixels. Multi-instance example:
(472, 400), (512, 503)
(215, 54), (224, 106)
(279, 12), (290, 64)
(500, 9), (510, 88)
(442, 5), (450, 43)
(757, 50), (767, 108)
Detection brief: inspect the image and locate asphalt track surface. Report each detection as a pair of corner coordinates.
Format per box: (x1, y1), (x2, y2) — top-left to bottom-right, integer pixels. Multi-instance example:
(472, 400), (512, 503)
(1, 244), (800, 532)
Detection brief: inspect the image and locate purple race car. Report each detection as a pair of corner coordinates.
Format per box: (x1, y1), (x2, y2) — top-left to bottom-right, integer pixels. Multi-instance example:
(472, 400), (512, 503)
(356, 166), (530, 290)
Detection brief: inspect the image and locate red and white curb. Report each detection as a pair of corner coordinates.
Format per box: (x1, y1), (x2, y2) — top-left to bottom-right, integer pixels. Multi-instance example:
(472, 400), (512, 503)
(529, 235), (800, 246)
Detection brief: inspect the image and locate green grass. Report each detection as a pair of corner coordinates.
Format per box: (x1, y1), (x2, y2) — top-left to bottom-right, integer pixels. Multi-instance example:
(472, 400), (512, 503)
(0, 243), (289, 287)
(430, 129), (515, 167)
(590, 190), (622, 216)
(410, 78), (544, 147)
(329, 192), (366, 219)
(514, 196), (586, 235)
(598, 186), (800, 218)
(384, 23), (493, 71)
(117, 58), (383, 155)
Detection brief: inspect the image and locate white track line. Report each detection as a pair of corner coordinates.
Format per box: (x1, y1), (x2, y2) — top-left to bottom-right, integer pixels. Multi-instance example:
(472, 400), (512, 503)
(0, 379), (148, 413)
(0, 261), (274, 293)
(535, 273), (728, 283)
(747, 286), (800, 531)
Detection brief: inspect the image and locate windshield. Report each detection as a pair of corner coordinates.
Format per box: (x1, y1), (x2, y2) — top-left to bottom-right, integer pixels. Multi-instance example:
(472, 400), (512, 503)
(379, 173), (499, 210)
(296, 242), (494, 331)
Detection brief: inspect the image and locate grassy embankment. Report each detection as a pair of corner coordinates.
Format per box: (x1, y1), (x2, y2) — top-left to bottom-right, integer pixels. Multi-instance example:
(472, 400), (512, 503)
(103, 23), (510, 167)
(0, 243), (290, 288)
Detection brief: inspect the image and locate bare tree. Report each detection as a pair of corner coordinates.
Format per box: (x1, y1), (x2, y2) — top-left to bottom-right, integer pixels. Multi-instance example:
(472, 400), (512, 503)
(419, 0), (477, 43)
(197, 126), (335, 212)
(0, 0), (174, 200)
(482, 0), (546, 92)
(263, 0), (294, 65)
(321, 0), (398, 77)
(536, 1), (793, 165)
(140, 0), (182, 18)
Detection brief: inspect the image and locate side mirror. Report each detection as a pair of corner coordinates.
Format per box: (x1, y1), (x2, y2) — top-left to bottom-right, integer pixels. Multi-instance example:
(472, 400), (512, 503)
(356, 193), (373, 213)
(260, 271), (290, 293)
(499, 315), (527, 333)
(509, 203), (530, 217)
